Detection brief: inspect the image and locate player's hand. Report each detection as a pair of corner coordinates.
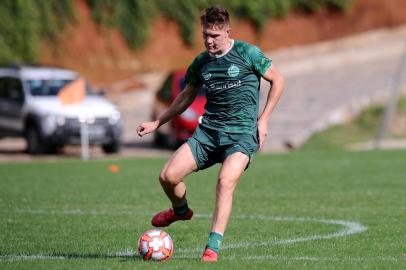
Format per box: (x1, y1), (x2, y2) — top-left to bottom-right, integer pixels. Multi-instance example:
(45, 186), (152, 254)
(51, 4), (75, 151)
(257, 119), (268, 150)
(137, 120), (159, 137)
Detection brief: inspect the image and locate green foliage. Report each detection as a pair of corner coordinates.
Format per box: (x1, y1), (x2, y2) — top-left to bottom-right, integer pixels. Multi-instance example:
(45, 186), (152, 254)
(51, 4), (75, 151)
(0, 0), (75, 64)
(158, 0), (200, 46)
(292, 0), (324, 13)
(292, 0), (352, 13)
(0, 0), (39, 63)
(36, 0), (76, 39)
(86, 0), (352, 50)
(0, 0), (352, 63)
(228, 0), (291, 30)
(325, 0), (353, 11)
(87, 0), (116, 27)
(115, 0), (158, 50)
(356, 105), (383, 130)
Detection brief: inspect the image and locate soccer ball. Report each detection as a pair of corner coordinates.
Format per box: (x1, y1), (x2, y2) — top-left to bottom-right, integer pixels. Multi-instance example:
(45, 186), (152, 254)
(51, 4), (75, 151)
(138, 229), (173, 261)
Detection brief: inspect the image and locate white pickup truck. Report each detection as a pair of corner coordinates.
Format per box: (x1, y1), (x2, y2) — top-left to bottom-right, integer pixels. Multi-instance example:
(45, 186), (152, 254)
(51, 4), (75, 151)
(0, 65), (122, 154)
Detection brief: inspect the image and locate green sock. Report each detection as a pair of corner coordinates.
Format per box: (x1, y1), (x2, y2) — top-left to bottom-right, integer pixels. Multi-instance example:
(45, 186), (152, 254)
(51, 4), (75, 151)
(173, 201), (189, 216)
(206, 232), (223, 254)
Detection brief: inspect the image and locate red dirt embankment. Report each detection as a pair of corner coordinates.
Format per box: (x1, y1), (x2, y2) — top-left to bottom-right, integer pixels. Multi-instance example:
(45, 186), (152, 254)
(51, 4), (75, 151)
(40, 0), (406, 90)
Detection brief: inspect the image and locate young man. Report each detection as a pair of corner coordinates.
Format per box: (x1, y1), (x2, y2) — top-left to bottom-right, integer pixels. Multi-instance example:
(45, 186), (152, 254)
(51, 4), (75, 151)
(137, 5), (284, 262)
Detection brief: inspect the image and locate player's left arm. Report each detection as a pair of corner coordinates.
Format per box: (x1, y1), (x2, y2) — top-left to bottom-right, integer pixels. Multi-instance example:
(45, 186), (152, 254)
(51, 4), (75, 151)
(258, 64), (285, 150)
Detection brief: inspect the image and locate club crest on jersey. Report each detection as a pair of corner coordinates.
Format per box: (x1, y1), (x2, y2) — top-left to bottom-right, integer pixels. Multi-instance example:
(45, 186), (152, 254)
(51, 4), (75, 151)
(202, 72), (211, 81)
(227, 64), (239, 77)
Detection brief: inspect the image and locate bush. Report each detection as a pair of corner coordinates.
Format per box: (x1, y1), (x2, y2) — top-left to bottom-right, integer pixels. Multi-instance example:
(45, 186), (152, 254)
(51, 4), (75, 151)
(0, 0), (352, 63)
(0, 0), (75, 64)
(86, 0), (351, 49)
(292, 0), (352, 13)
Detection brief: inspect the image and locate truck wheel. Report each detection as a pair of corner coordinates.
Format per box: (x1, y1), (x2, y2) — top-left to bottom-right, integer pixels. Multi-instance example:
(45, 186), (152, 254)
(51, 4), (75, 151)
(153, 132), (167, 147)
(153, 132), (177, 149)
(102, 139), (121, 154)
(26, 125), (48, 154)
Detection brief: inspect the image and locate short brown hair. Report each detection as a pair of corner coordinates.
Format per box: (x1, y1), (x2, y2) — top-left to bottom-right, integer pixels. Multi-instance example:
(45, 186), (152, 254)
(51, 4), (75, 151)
(200, 5), (230, 27)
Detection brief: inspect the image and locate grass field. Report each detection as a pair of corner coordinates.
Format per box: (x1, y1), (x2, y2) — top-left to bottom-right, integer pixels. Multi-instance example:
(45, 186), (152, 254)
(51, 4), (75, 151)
(1, 150), (405, 269)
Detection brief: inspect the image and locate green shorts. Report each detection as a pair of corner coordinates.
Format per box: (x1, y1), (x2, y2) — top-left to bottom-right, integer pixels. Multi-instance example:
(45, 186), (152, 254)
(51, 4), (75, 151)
(186, 125), (258, 171)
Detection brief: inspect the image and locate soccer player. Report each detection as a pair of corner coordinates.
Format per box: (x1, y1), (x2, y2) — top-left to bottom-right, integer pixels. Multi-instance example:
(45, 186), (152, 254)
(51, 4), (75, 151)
(137, 5), (284, 262)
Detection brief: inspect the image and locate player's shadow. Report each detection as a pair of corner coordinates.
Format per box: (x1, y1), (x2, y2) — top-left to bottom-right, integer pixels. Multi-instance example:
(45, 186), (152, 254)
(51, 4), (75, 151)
(26, 252), (197, 262)
(45, 252), (142, 261)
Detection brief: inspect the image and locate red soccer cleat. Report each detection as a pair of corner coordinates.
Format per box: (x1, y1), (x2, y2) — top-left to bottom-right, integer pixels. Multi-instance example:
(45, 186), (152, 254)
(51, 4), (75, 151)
(151, 208), (193, 227)
(201, 248), (218, 262)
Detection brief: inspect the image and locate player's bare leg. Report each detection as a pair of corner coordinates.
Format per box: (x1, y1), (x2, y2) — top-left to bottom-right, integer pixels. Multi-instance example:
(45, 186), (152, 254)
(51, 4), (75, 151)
(151, 143), (197, 227)
(212, 152), (249, 233)
(202, 152), (249, 262)
(159, 143), (197, 206)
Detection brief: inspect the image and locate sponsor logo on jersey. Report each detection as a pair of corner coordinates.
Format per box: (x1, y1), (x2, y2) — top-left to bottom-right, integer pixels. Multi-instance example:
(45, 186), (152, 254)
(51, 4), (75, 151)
(227, 64), (239, 77)
(202, 72), (211, 80)
(208, 80), (241, 92)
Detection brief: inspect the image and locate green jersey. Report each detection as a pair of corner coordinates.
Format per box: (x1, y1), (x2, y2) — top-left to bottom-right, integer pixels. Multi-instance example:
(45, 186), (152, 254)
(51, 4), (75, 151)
(185, 40), (272, 134)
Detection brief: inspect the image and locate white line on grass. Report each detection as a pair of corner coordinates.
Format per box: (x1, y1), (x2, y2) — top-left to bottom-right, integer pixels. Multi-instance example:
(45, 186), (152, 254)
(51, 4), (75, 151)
(241, 255), (404, 261)
(174, 254), (405, 261)
(1, 209), (369, 261)
(0, 254), (66, 261)
(176, 215), (367, 253)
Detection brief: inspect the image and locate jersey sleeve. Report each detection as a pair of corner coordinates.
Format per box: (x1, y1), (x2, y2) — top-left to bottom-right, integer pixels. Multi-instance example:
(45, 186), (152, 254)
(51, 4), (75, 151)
(247, 45), (272, 76)
(184, 57), (203, 87)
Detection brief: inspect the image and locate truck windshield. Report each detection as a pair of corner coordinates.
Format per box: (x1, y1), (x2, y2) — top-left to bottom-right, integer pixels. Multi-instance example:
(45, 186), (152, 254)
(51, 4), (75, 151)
(27, 79), (73, 96)
(27, 79), (96, 96)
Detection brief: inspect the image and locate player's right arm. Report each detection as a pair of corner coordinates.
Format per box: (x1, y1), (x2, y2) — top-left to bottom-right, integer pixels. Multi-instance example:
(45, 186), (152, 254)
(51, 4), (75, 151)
(137, 83), (198, 137)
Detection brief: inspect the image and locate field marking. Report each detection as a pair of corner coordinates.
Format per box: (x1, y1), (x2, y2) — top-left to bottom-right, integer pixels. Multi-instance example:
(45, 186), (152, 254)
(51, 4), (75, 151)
(175, 254), (405, 261)
(0, 254), (66, 261)
(1, 209), (370, 261)
(177, 215), (367, 253)
(241, 255), (405, 261)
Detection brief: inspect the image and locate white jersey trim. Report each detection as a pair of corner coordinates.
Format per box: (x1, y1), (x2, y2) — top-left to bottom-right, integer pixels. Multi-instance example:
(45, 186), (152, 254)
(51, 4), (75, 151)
(210, 39), (234, 58)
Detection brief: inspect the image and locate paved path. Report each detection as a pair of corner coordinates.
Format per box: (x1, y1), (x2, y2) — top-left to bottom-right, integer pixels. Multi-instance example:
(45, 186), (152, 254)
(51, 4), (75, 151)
(262, 26), (406, 151)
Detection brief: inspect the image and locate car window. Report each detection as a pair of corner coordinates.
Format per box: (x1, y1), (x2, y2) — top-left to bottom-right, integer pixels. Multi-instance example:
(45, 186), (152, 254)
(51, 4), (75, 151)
(0, 77), (24, 102)
(85, 80), (97, 95)
(7, 78), (24, 102)
(0, 77), (7, 98)
(27, 79), (73, 96)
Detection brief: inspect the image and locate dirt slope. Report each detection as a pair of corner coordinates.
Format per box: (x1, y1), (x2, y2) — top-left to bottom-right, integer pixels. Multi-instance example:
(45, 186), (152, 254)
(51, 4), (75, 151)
(39, 0), (406, 89)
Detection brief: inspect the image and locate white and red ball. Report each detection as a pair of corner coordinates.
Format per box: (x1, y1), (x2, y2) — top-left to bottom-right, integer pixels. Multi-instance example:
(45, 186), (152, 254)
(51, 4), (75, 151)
(138, 229), (173, 261)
